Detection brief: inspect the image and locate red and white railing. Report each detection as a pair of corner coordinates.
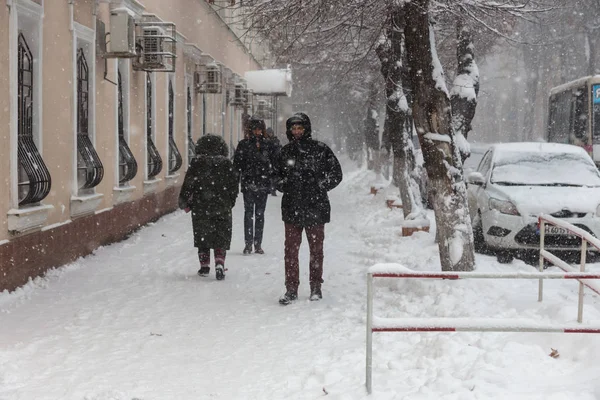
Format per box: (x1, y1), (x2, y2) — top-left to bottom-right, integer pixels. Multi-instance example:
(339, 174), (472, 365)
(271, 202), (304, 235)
(538, 213), (600, 319)
(365, 265), (600, 394)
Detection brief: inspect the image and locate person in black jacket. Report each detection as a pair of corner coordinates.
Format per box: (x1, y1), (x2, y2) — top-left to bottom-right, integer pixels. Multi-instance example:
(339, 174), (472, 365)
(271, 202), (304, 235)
(276, 113), (343, 305)
(265, 127), (282, 196)
(233, 116), (278, 255)
(179, 135), (239, 280)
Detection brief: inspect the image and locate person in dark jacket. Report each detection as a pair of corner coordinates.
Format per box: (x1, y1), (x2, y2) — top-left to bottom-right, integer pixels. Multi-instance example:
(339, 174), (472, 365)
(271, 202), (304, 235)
(276, 113), (343, 305)
(233, 116), (278, 255)
(179, 134), (239, 280)
(265, 127), (282, 196)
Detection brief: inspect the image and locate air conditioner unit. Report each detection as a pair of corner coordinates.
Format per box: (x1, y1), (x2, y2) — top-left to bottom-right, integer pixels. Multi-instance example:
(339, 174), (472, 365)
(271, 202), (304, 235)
(231, 83), (246, 107)
(256, 99), (271, 119)
(193, 70), (204, 93)
(141, 26), (166, 69)
(107, 12), (136, 58)
(205, 63), (222, 94)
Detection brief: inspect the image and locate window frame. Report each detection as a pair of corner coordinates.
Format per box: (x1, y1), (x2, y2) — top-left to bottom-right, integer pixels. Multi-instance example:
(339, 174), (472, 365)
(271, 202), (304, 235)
(10, 0), (48, 209)
(167, 75), (182, 174)
(117, 61), (138, 185)
(186, 78), (195, 166)
(72, 22), (103, 194)
(146, 72), (163, 180)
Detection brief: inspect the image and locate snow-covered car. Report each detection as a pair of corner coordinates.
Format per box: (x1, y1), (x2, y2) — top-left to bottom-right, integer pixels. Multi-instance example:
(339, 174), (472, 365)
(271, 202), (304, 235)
(466, 142), (600, 263)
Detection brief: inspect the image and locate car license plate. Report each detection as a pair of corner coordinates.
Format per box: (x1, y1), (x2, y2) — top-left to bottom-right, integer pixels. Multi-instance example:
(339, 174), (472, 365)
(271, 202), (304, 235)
(545, 225), (569, 235)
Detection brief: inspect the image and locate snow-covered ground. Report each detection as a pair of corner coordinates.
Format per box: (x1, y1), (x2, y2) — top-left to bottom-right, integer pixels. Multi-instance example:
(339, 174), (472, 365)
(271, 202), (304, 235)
(2, 158), (600, 400)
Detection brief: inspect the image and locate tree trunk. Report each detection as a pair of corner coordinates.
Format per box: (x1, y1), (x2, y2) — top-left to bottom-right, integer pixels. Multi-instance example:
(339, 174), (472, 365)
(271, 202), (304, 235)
(450, 19), (479, 164)
(404, 0), (475, 272)
(377, 5), (424, 219)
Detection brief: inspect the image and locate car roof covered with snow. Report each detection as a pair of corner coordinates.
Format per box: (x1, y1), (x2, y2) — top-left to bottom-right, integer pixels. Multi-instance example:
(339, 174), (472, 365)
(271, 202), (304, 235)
(489, 142), (590, 156)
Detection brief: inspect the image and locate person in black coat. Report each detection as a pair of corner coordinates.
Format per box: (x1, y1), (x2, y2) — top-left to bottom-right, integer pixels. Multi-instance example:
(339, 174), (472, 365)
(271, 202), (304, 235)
(233, 116), (278, 255)
(276, 113), (343, 305)
(265, 127), (282, 196)
(179, 134), (239, 280)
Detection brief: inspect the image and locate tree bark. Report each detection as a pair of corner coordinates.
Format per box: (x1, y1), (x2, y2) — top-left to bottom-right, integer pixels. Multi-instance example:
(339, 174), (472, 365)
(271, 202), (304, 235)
(404, 0), (475, 272)
(377, 5), (424, 219)
(450, 19), (479, 164)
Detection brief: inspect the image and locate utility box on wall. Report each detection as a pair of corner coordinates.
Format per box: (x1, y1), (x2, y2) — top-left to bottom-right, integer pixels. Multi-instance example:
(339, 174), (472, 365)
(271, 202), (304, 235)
(107, 11), (136, 58)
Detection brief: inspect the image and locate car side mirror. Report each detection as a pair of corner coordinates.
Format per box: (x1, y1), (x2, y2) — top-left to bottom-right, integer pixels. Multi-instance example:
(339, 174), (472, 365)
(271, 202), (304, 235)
(467, 172), (485, 186)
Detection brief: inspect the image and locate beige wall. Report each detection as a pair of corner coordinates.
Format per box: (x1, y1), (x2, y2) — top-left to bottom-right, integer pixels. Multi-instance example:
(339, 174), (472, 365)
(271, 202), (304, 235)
(0, 7), (10, 235)
(0, 0), (266, 242)
(42, 3), (75, 226)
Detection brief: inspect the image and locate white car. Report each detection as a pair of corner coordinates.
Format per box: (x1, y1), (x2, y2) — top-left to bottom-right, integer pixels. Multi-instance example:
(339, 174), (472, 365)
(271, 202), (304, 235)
(466, 142), (600, 263)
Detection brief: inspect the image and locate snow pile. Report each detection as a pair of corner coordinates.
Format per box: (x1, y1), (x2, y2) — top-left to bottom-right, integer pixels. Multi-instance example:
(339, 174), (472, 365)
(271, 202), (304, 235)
(1, 158), (600, 399)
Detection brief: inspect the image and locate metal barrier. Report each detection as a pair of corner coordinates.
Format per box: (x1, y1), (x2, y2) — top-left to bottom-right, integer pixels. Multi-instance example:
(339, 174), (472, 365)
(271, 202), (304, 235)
(366, 266), (600, 394)
(538, 213), (600, 317)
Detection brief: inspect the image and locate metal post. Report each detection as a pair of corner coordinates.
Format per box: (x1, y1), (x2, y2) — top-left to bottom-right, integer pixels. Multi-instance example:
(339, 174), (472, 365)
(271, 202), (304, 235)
(366, 273), (373, 394)
(578, 240), (587, 323)
(538, 219), (545, 302)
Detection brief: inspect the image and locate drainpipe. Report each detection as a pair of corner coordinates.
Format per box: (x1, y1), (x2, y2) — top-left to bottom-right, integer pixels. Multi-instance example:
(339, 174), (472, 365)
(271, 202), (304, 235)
(68, 0), (74, 32)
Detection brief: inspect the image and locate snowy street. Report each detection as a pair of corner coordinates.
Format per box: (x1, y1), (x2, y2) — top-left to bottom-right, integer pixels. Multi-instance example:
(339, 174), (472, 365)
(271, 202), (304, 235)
(2, 160), (600, 400)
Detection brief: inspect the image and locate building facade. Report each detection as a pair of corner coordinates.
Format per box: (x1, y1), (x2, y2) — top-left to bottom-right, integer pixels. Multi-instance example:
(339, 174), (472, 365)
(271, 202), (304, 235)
(0, 0), (274, 292)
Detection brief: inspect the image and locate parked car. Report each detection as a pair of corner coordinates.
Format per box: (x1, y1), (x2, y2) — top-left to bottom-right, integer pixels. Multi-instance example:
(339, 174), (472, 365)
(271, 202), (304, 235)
(466, 142), (600, 263)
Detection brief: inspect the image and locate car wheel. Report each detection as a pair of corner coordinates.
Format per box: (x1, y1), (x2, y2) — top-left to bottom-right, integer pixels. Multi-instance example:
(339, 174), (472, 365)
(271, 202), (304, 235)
(497, 251), (514, 264)
(473, 212), (486, 253)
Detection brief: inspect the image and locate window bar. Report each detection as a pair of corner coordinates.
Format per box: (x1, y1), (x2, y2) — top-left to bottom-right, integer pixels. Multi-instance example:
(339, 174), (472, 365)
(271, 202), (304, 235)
(17, 33), (51, 206)
(76, 49), (104, 189)
(168, 80), (182, 173)
(117, 70), (138, 184)
(147, 73), (162, 179)
(187, 86), (195, 164)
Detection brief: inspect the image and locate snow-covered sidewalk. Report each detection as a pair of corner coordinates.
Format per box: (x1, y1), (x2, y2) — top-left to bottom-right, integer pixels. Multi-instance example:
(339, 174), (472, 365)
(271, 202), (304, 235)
(2, 160), (600, 400)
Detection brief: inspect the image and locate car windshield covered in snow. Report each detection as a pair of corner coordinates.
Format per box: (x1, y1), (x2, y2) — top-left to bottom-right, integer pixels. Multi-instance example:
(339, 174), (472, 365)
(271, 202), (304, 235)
(490, 151), (600, 187)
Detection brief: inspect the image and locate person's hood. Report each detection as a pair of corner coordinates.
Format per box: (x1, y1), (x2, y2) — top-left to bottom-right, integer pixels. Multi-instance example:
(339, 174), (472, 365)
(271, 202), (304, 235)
(248, 115), (266, 133)
(195, 134), (228, 157)
(286, 113), (312, 142)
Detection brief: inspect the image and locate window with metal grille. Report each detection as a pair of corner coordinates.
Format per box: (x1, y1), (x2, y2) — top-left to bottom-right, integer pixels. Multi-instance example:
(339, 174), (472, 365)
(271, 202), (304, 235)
(17, 33), (51, 206)
(76, 48), (104, 190)
(117, 70), (138, 185)
(168, 80), (182, 174)
(187, 86), (195, 165)
(146, 73), (162, 179)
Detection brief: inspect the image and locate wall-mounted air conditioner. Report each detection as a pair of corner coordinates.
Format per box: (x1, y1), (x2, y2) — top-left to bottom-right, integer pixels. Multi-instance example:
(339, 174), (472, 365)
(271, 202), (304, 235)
(133, 16), (176, 72)
(230, 83), (246, 107)
(205, 63), (222, 94)
(106, 11), (136, 58)
(256, 99), (272, 119)
(141, 26), (166, 69)
(193, 70), (203, 93)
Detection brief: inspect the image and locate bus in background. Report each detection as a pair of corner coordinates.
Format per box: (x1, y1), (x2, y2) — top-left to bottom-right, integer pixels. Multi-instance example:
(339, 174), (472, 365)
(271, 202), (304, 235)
(547, 75), (600, 166)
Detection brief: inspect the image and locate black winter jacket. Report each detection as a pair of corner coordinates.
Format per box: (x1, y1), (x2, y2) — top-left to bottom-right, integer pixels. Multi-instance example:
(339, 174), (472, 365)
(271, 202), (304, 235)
(233, 135), (278, 193)
(277, 113), (343, 226)
(179, 135), (239, 249)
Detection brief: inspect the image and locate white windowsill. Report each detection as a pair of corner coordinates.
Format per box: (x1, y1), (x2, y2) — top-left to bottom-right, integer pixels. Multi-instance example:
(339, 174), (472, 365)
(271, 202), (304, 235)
(143, 178), (162, 195)
(165, 173), (180, 188)
(7, 204), (54, 233)
(70, 193), (104, 218)
(113, 185), (136, 205)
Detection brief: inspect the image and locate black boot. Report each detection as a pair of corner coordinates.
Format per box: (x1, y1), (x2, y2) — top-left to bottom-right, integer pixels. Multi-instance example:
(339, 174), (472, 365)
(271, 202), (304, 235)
(215, 264), (225, 280)
(279, 290), (298, 305)
(309, 286), (322, 301)
(197, 266), (210, 276)
(243, 244), (252, 255)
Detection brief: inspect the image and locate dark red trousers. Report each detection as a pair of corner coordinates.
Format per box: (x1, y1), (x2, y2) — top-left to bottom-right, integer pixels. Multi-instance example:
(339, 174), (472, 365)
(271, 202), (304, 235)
(284, 223), (325, 292)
